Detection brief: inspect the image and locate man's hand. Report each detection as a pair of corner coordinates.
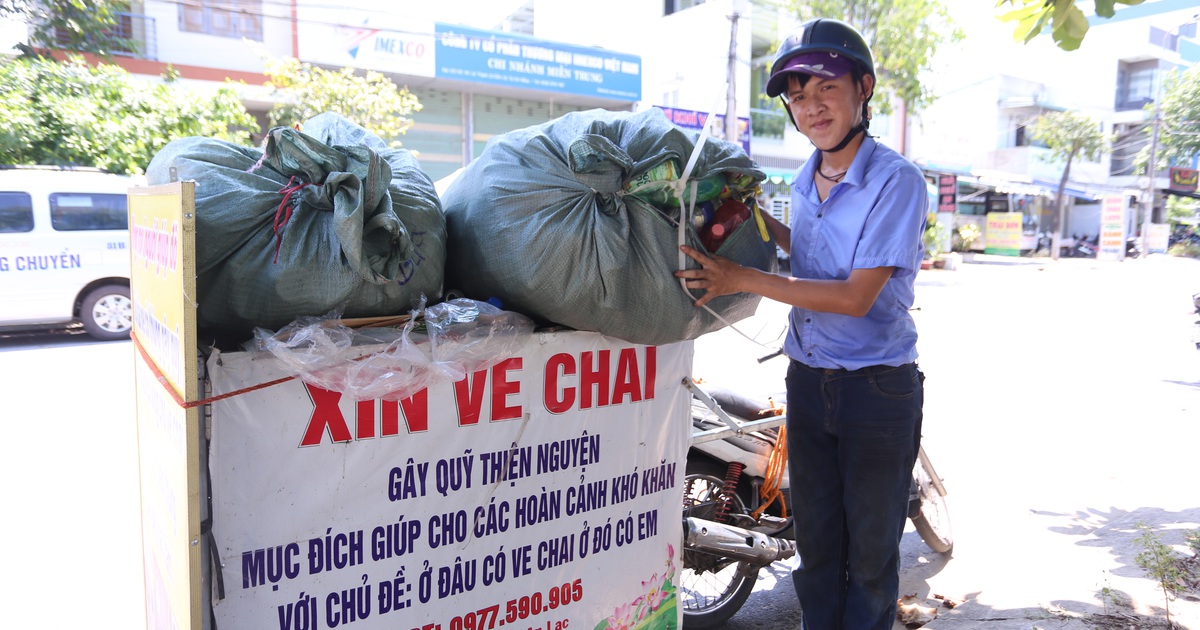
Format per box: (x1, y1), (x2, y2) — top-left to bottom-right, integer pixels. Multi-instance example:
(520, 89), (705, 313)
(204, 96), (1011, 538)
(674, 245), (747, 307)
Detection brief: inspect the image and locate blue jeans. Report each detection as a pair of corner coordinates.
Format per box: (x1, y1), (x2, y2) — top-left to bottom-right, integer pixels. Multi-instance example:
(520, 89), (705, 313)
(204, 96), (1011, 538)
(785, 360), (923, 630)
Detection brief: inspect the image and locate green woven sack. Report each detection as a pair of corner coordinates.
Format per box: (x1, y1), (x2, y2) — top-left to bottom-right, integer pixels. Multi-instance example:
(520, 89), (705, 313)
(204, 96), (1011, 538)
(441, 108), (774, 345)
(146, 113), (445, 336)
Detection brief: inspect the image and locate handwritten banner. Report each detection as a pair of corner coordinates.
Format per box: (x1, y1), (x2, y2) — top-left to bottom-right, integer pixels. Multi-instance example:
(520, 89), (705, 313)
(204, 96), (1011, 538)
(208, 333), (692, 630)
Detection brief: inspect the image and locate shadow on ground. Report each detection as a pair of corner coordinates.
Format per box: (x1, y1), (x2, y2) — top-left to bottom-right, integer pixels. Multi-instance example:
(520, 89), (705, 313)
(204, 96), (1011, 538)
(924, 506), (1200, 630)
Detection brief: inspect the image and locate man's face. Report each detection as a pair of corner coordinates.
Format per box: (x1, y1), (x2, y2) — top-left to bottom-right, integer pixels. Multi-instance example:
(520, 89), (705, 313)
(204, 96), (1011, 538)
(784, 72), (874, 151)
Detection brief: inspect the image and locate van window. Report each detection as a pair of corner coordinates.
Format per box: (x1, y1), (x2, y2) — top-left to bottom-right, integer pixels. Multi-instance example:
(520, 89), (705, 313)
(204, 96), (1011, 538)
(50, 193), (129, 231)
(0, 192), (35, 233)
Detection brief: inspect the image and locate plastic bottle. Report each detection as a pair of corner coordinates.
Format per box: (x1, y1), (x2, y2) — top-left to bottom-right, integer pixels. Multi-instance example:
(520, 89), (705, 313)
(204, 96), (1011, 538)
(701, 199), (751, 251)
(691, 200), (716, 231)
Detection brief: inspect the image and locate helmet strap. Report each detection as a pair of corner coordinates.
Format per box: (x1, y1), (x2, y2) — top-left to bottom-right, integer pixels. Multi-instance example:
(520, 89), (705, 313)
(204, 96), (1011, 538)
(820, 122), (865, 153)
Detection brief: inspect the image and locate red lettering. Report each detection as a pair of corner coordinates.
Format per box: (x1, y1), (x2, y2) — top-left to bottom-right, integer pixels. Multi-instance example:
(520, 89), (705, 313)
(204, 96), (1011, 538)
(580, 350), (611, 409)
(544, 353), (576, 414)
(356, 399), (375, 439)
(300, 384), (353, 446)
(612, 347), (642, 404)
(381, 390), (429, 435)
(454, 370), (488, 426)
(400, 390), (429, 432)
(491, 357), (523, 421)
(644, 345), (656, 400)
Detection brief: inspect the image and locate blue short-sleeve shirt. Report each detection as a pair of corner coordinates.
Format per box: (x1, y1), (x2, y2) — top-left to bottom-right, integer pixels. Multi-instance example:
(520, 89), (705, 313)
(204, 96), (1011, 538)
(782, 137), (927, 371)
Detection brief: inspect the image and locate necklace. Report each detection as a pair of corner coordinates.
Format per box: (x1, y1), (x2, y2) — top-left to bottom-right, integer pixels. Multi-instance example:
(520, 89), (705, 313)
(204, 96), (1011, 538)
(815, 167), (848, 183)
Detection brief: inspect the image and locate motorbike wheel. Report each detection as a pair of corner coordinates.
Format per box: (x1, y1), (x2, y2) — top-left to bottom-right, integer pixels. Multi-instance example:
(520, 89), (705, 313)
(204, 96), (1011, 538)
(910, 449), (953, 554)
(679, 459), (759, 629)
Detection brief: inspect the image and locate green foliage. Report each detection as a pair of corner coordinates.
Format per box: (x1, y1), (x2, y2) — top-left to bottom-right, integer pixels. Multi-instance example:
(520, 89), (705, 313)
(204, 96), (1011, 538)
(995, 0), (1146, 51)
(1153, 65), (1200, 170)
(0, 0), (138, 57)
(1166, 195), (1199, 226)
(1133, 523), (1183, 624)
(923, 219), (947, 258)
(1169, 240), (1200, 259)
(265, 58), (421, 147)
(0, 55), (257, 174)
(1032, 111), (1109, 165)
(785, 0), (963, 116)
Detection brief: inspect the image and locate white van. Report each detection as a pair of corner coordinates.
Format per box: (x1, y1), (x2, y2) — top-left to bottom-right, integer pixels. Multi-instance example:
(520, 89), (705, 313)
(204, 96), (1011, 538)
(0, 166), (143, 340)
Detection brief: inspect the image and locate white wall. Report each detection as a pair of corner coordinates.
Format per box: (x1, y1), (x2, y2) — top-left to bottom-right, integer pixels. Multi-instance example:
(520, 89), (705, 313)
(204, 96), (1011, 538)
(146, 0), (294, 72)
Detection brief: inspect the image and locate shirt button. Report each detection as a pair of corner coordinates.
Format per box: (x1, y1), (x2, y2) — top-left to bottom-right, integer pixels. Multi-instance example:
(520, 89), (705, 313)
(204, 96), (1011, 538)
(806, 352), (813, 357)
(805, 318), (811, 323)
(817, 213), (823, 218)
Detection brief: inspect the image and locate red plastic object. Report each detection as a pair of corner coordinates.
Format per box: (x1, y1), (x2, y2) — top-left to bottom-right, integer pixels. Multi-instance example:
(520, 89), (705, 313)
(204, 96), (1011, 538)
(701, 199), (750, 251)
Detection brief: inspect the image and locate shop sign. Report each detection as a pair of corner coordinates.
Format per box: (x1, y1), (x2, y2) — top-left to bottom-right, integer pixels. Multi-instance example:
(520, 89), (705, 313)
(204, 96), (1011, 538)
(654, 106), (751, 155)
(1169, 167), (1198, 192)
(1097, 195), (1126, 261)
(937, 175), (957, 214)
(984, 211), (1022, 256)
(435, 24), (641, 101)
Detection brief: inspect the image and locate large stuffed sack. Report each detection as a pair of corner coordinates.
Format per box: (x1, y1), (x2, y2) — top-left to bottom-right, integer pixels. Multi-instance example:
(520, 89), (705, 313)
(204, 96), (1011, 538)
(146, 112), (446, 335)
(440, 108), (775, 345)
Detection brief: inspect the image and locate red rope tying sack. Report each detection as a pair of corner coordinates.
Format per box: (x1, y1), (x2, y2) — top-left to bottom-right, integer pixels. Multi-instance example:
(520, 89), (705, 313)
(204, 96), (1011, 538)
(273, 175), (311, 263)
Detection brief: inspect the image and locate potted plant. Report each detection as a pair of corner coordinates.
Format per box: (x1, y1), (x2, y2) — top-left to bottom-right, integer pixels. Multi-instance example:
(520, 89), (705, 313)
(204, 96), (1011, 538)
(953, 223), (981, 258)
(942, 222), (980, 269)
(922, 219), (947, 269)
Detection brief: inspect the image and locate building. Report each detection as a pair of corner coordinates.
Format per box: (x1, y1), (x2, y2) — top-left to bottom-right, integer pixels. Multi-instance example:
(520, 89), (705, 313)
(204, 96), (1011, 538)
(8, 0), (1194, 250)
(907, 0), (1200, 253)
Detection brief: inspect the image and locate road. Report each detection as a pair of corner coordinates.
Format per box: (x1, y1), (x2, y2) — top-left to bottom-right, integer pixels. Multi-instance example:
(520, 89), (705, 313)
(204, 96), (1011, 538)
(0, 328), (145, 629)
(1, 254), (1197, 630)
(691, 253), (1200, 630)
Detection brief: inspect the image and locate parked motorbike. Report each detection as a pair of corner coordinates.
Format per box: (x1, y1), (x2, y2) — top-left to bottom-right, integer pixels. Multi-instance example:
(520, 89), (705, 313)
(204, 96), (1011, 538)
(1125, 237), (1141, 259)
(1192, 292), (1200, 350)
(679, 378), (953, 628)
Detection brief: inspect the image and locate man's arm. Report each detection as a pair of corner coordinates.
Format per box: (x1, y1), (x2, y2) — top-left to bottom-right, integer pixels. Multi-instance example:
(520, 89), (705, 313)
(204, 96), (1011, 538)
(675, 245), (893, 316)
(759, 210), (791, 256)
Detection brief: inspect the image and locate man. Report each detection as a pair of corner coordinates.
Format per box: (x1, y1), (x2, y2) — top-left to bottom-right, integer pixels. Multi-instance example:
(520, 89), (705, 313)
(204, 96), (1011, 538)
(675, 18), (928, 630)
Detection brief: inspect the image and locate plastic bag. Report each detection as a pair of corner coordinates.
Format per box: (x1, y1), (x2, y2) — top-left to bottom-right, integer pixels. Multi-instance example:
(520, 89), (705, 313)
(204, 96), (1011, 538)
(250, 299), (535, 401)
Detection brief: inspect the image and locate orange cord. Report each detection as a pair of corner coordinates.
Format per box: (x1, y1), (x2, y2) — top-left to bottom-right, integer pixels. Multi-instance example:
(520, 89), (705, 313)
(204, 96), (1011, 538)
(752, 401), (788, 519)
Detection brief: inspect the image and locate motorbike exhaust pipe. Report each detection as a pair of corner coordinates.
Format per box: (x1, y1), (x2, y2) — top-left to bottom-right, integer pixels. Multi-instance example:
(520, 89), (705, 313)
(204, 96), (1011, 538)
(684, 516), (797, 565)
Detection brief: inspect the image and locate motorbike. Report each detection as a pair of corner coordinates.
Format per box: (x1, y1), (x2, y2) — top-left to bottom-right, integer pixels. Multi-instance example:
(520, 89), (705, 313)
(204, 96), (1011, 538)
(1074, 234), (1099, 258)
(678, 377), (953, 628)
(1192, 292), (1200, 350)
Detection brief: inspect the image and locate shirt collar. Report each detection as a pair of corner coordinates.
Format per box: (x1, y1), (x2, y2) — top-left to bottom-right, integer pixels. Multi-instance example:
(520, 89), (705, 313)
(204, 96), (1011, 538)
(794, 135), (879, 195)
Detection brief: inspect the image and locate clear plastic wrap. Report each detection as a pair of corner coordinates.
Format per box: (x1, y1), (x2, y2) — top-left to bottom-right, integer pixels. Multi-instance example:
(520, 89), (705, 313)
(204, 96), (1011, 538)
(249, 299), (535, 401)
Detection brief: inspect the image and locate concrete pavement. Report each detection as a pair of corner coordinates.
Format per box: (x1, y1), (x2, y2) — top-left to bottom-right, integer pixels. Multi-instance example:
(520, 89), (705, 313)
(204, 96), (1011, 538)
(692, 253), (1200, 630)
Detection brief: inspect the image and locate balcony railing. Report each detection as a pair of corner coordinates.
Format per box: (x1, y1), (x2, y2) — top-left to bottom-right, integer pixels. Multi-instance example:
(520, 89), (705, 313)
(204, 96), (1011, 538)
(53, 12), (157, 61)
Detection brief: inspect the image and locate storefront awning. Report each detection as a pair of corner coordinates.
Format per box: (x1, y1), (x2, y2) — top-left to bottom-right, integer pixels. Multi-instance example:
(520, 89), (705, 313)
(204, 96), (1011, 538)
(965, 169), (1115, 201)
(760, 167), (797, 185)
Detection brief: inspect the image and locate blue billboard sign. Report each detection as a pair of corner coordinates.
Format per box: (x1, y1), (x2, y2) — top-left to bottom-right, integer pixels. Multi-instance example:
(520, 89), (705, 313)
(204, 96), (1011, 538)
(434, 23), (641, 101)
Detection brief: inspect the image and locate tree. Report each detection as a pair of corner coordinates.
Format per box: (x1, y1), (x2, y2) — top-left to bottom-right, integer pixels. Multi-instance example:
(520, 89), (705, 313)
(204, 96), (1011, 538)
(1031, 110), (1110, 259)
(995, 0), (1146, 52)
(786, 0), (963, 117)
(265, 58), (422, 147)
(1153, 64), (1200, 169)
(0, 55), (257, 174)
(0, 0), (138, 57)
(1166, 194), (1199, 228)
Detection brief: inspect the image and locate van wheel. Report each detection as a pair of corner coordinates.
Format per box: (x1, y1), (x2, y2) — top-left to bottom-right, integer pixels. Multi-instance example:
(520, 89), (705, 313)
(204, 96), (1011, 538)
(81, 285), (132, 341)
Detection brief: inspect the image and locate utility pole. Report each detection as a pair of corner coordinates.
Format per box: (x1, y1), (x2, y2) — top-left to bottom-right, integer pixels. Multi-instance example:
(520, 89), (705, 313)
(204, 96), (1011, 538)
(1143, 91), (1160, 247)
(725, 5), (739, 144)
